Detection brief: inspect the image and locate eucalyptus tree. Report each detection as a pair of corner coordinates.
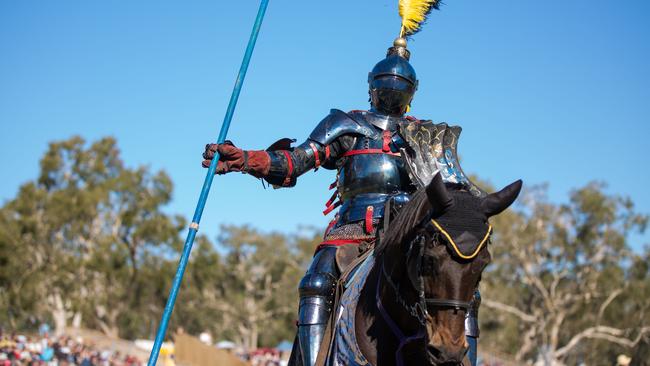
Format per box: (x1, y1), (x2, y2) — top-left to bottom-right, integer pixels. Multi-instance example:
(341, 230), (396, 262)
(481, 183), (649, 364)
(206, 225), (319, 350)
(0, 136), (183, 337)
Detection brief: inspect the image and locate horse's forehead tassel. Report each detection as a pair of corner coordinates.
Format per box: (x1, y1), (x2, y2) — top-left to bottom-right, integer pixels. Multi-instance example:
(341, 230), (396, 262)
(398, 0), (440, 38)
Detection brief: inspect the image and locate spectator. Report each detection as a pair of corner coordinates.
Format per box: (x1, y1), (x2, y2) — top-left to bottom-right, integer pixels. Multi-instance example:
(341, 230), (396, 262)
(0, 333), (143, 366)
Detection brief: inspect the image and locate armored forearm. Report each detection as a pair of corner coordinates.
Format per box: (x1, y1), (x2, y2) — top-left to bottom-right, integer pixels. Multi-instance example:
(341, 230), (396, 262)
(264, 136), (354, 187)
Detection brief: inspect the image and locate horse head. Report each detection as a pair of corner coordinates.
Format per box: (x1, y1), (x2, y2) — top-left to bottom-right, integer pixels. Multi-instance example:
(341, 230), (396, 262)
(377, 173), (522, 365)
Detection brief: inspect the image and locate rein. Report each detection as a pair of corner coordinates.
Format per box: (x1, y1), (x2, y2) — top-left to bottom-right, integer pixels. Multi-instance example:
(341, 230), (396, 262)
(375, 262), (425, 366)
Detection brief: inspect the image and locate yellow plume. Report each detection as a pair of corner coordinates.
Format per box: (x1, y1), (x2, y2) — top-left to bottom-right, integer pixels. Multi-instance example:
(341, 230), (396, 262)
(398, 0), (440, 38)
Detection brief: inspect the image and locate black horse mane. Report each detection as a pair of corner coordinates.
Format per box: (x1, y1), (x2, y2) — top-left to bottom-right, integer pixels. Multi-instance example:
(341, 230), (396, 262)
(375, 183), (467, 256)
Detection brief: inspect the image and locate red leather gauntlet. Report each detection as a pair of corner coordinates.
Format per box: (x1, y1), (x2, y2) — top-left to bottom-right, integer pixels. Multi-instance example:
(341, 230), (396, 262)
(202, 142), (270, 178)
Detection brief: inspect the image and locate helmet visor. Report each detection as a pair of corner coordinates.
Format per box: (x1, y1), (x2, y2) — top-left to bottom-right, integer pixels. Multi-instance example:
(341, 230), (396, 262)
(369, 75), (415, 115)
(370, 89), (413, 115)
(369, 75), (416, 94)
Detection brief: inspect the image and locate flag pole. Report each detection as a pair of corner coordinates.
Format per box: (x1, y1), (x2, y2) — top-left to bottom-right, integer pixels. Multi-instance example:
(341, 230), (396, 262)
(146, 1), (270, 364)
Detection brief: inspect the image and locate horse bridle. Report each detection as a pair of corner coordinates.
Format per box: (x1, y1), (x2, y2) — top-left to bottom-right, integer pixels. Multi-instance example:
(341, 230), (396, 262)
(379, 237), (472, 327)
(375, 249), (471, 366)
(374, 212), (475, 366)
(379, 196), (473, 324)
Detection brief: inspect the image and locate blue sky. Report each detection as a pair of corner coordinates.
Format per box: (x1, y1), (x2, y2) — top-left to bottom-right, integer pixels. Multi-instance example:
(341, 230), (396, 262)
(1, 0), (649, 250)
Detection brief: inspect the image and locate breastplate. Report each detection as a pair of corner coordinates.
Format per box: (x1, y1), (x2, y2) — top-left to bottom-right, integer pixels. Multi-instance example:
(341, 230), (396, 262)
(335, 113), (415, 225)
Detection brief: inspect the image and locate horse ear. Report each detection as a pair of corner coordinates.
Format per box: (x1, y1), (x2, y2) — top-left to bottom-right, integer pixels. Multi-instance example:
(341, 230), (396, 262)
(426, 171), (454, 217)
(482, 179), (523, 217)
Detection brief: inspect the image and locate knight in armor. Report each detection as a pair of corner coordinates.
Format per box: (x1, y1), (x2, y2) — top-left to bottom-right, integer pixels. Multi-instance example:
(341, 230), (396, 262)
(202, 38), (481, 366)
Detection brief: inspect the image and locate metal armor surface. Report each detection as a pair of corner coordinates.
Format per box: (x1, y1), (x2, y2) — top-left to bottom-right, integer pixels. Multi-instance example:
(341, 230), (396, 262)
(399, 120), (486, 197)
(335, 110), (416, 225)
(465, 290), (481, 366)
(368, 54), (418, 88)
(309, 109), (379, 146)
(464, 290), (481, 338)
(297, 246), (339, 366)
(368, 47), (418, 117)
(263, 109), (367, 188)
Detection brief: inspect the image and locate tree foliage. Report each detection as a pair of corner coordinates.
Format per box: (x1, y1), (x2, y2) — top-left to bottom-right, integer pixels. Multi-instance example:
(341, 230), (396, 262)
(0, 135), (318, 347)
(181, 225), (316, 349)
(481, 183), (649, 365)
(0, 136), (184, 338)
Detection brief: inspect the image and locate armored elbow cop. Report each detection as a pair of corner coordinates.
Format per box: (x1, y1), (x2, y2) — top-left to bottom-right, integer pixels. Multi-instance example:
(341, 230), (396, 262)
(264, 143), (321, 187)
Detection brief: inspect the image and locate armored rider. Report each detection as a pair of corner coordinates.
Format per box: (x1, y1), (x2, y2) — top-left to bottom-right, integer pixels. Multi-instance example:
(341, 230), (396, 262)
(202, 38), (481, 366)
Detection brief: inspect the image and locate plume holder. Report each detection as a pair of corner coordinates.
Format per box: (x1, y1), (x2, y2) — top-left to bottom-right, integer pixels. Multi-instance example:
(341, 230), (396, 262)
(387, 37), (410, 60)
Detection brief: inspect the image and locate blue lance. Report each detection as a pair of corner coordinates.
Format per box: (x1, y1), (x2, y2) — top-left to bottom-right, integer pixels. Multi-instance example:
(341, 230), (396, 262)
(146, 1), (270, 365)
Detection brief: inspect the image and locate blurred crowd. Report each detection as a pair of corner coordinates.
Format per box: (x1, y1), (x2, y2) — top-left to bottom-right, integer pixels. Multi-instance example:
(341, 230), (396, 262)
(0, 333), (142, 366)
(234, 348), (285, 366)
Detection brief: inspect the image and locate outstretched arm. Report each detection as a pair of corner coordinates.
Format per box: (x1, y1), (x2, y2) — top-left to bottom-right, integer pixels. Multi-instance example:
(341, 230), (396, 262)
(263, 137), (353, 187)
(202, 136), (354, 187)
(202, 109), (371, 186)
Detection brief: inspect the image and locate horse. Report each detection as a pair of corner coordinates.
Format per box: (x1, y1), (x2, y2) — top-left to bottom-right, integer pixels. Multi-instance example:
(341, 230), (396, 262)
(289, 173), (522, 366)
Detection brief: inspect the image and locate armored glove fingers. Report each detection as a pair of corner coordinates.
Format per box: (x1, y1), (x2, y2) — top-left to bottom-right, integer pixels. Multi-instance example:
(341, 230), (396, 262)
(202, 141), (271, 178)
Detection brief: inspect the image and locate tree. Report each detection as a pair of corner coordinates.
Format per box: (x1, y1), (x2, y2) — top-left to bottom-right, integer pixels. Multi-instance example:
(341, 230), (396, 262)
(200, 225), (318, 350)
(82, 165), (184, 338)
(481, 183), (649, 365)
(0, 137), (123, 334)
(627, 246), (650, 364)
(0, 136), (183, 337)
(0, 184), (51, 330)
(0, 135), (331, 347)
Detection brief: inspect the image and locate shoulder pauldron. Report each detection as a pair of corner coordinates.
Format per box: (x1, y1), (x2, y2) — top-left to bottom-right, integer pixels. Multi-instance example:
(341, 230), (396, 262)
(309, 109), (379, 145)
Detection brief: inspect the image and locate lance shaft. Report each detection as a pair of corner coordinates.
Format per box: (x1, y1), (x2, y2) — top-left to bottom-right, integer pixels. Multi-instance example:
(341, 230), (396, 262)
(147, 1), (269, 365)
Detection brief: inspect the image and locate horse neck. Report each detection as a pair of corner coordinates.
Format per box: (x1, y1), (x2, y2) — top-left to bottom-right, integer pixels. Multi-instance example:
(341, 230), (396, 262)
(373, 246), (424, 337)
(350, 249), (428, 366)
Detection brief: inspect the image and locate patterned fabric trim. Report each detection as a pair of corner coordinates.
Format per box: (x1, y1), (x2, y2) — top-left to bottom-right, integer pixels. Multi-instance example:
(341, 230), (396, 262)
(332, 253), (375, 366)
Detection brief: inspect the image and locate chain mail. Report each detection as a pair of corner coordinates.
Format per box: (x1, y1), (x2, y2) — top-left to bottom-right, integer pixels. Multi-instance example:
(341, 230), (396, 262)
(324, 219), (382, 241)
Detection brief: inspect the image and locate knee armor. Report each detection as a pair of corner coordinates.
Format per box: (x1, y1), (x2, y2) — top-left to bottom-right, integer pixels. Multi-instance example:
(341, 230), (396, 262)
(297, 247), (339, 366)
(298, 247), (339, 326)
